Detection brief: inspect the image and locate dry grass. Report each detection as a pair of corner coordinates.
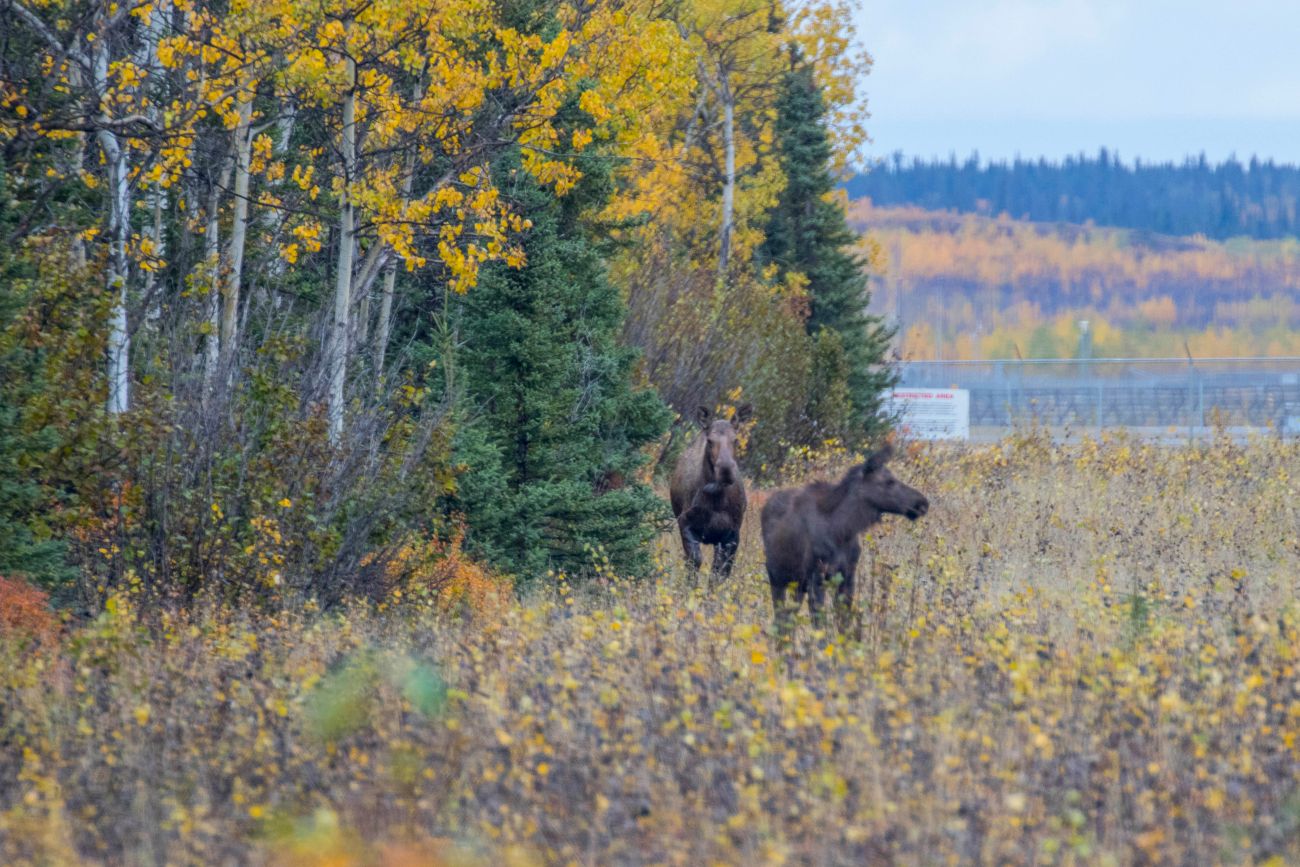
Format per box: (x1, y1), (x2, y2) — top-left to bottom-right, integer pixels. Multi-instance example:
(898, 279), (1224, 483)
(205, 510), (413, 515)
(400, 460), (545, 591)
(3, 432), (1300, 865)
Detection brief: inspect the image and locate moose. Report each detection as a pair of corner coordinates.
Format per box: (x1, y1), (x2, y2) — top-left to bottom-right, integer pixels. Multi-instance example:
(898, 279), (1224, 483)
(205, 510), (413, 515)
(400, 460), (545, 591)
(761, 444), (929, 631)
(669, 405), (753, 581)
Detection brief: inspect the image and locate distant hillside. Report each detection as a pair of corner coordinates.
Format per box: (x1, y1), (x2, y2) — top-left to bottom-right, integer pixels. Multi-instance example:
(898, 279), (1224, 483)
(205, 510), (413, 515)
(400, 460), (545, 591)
(845, 151), (1300, 241)
(851, 201), (1300, 359)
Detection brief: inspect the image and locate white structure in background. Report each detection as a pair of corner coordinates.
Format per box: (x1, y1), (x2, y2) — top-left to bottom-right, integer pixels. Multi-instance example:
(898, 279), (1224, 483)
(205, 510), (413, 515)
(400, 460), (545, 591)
(887, 388), (970, 440)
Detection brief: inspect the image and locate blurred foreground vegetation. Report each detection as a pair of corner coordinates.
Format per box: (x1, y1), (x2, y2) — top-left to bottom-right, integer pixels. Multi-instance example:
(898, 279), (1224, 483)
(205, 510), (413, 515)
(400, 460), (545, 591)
(4, 433), (1300, 865)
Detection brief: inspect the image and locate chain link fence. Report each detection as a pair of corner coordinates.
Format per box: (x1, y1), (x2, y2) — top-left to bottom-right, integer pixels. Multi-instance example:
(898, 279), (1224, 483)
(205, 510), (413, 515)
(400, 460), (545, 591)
(896, 357), (1300, 439)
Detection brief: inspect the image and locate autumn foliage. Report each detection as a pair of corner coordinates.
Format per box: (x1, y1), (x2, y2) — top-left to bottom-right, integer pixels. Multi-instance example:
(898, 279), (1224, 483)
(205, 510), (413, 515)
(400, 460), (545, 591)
(4, 435), (1300, 863)
(853, 201), (1300, 359)
(382, 527), (510, 620)
(0, 0), (883, 603)
(0, 575), (56, 644)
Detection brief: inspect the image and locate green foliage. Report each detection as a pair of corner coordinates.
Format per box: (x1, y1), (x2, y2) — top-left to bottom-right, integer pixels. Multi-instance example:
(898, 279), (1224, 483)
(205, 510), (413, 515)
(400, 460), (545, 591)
(0, 162), (105, 592)
(762, 61), (894, 437)
(805, 327), (853, 442)
(0, 281), (69, 588)
(305, 648), (446, 742)
(451, 150), (671, 580)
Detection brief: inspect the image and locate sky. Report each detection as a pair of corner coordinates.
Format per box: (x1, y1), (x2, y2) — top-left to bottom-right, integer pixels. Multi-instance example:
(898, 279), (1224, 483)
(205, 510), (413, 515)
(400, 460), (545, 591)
(855, 0), (1300, 166)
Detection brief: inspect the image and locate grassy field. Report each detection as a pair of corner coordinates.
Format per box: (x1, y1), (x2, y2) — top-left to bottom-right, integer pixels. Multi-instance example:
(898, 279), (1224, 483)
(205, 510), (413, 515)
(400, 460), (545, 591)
(3, 433), (1300, 865)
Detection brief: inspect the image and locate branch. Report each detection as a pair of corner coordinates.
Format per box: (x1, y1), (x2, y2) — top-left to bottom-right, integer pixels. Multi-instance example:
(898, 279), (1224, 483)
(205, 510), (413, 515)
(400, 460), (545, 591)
(2, 0), (89, 68)
(53, 113), (163, 134)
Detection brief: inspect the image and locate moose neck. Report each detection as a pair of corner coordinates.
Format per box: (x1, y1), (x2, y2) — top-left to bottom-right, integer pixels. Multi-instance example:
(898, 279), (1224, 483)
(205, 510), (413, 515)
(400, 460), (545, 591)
(818, 474), (880, 540)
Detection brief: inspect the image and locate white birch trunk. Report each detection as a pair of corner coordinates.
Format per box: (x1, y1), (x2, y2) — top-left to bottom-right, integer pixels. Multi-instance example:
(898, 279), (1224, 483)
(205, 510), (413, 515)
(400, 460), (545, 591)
(373, 262), (398, 386)
(93, 35), (132, 415)
(223, 88), (253, 360)
(373, 150), (415, 385)
(718, 72), (735, 278)
(327, 52), (357, 443)
(261, 98), (296, 282)
(69, 65), (89, 269)
(354, 235), (369, 345)
(103, 131), (131, 414)
(203, 181), (222, 390)
(135, 0), (170, 315)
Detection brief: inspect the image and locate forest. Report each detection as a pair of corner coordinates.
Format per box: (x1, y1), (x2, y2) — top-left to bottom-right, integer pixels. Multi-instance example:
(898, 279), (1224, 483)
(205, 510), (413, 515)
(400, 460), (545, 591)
(7, 3), (1300, 865)
(0, 0), (890, 602)
(852, 201), (1300, 360)
(846, 150), (1300, 241)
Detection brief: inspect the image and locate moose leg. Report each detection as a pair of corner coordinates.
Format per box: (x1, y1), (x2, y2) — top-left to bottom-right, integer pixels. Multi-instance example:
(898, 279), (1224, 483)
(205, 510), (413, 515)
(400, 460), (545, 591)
(711, 531), (740, 585)
(806, 573), (827, 630)
(679, 522), (704, 574)
(834, 545), (861, 637)
(769, 574), (799, 637)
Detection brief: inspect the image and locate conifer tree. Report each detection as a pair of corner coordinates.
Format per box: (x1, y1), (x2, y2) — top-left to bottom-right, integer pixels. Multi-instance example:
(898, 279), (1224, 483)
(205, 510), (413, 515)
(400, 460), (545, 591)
(762, 60), (894, 434)
(0, 163), (71, 589)
(451, 149), (671, 579)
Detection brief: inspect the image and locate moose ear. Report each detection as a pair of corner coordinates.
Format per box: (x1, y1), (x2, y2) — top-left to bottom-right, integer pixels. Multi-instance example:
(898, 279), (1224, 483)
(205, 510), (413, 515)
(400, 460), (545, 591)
(694, 405), (713, 428)
(863, 444), (894, 473)
(732, 403), (753, 425)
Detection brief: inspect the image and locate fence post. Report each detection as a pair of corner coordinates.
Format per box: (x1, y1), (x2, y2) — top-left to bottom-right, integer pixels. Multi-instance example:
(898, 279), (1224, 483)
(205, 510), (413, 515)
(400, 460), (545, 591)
(1197, 377), (1205, 436)
(998, 358), (1008, 426)
(1096, 377), (1104, 432)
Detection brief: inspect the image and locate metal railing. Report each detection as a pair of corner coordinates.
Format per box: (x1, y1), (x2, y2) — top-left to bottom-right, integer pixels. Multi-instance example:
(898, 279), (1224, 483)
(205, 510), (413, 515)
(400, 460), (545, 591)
(896, 357), (1300, 436)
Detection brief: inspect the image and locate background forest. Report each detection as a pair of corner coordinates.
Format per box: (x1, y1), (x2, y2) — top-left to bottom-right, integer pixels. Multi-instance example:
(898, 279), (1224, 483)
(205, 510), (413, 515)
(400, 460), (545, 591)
(847, 154), (1300, 360)
(849, 151), (1300, 240)
(0, 0), (889, 603)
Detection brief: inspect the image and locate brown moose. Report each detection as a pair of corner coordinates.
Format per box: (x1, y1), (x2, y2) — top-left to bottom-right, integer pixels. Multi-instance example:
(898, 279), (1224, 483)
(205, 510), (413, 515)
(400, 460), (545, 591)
(669, 405), (752, 581)
(761, 445), (928, 631)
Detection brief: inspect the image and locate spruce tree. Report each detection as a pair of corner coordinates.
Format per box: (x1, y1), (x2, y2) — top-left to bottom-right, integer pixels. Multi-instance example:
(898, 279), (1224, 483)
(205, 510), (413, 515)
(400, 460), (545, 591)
(0, 161), (72, 589)
(762, 61), (894, 435)
(450, 148), (671, 580)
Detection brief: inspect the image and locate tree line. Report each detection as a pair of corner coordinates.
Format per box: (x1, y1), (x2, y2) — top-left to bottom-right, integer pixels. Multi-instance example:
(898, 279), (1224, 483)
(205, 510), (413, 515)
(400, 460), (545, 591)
(854, 202), (1300, 360)
(0, 0), (891, 606)
(846, 150), (1300, 240)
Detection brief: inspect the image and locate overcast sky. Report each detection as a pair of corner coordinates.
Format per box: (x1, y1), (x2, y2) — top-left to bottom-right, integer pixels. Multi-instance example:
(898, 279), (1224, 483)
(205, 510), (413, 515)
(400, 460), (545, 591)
(855, 0), (1300, 165)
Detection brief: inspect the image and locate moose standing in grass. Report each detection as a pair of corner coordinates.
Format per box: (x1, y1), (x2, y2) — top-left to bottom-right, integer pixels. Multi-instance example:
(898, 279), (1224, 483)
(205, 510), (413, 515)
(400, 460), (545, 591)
(761, 444), (929, 631)
(670, 405), (753, 583)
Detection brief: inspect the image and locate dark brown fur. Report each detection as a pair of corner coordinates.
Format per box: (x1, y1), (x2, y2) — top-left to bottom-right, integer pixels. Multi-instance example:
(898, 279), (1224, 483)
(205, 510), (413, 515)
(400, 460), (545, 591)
(761, 445), (929, 630)
(669, 405), (752, 580)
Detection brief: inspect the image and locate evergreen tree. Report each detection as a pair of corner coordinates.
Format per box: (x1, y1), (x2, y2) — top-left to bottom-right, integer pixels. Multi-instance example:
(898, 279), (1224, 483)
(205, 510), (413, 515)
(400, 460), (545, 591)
(762, 61), (894, 435)
(0, 160), (72, 589)
(450, 149), (672, 580)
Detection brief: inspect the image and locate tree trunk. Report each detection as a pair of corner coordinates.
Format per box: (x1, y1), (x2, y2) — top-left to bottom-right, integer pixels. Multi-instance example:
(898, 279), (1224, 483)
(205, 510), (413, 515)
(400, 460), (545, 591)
(69, 65), (89, 269)
(354, 236), (368, 345)
(374, 150), (415, 386)
(261, 96), (296, 283)
(373, 262), (398, 386)
(135, 0), (170, 318)
(717, 73), (735, 278)
(102, 129), (131, 415)
(204, 184), (221, 385)
(223, 87), (253, 362)
(327, 51), (357, 443)
(93, 35), (131, 415)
